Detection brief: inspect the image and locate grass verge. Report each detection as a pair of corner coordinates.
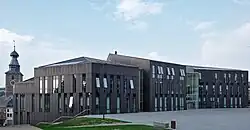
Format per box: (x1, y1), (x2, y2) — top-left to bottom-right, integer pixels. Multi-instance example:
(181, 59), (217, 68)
(40, 125), (153, 130)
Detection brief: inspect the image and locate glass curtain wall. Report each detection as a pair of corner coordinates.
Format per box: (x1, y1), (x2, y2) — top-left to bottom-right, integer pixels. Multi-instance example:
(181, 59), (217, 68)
(186, 72), (200, 109)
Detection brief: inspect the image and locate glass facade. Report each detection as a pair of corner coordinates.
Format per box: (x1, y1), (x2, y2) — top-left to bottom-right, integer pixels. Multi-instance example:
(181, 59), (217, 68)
(186, 72), (199, 109)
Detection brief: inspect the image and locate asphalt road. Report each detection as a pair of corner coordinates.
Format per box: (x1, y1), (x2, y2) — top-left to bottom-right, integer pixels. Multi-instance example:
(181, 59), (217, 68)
(87, 108), (250, 130)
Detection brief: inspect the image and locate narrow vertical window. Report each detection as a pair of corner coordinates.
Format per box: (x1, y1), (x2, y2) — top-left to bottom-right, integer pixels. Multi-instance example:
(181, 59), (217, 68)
(96, 97), (99, 114)
(110, 75), (114, 91)
(45, 77), (48, 94)
(224, 97), (226, 108)
(103, 75), (108, 88)
(130, 79), (134, 89)
(39, 77), (43, 94)
(69, 96), (74, 109)
(73, 74), (76, 92)
(235, 74), (237, 81)
(167, 68), (171, 75)
(82, 74), (86, 92)
(106, 97), (110, 113)
(159, 97), (162, 111)
(53, 76), (59, 93)
(117, 97), (120, 113)
(32, 94), (34, 112)
(157, 66), (161, 74)
(61, 75), (65, 93)
(239, 97), (242, 107)
(20, 94), (25, 110)
(230, 97), (233, 108)
(117, 76), (121, 89)
(64, 94), (68, 112)
(95, 74), (100, 88)
(215, 73), (217, 79)
(154, 97), (157, 112)
(152, 65), (155, 78)
(235, 97), (237, 108)
(164, 97), (167, 111)
(39, 94), (42, 112)
(171, 68), (175, 75)
(58, 94), (62, 112)
(79, 94), (83, 112)
(175, 97), (178, 110)
(44, 94), (50, 112)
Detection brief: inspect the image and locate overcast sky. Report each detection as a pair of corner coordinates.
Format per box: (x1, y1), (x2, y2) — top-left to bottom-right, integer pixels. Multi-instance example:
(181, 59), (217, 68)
(1, 0), (250, 87)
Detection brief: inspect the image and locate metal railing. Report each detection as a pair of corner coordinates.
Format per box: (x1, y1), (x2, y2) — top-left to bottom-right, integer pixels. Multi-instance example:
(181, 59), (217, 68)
(52, 109), (91, 123)
(36, 109), (91, 126)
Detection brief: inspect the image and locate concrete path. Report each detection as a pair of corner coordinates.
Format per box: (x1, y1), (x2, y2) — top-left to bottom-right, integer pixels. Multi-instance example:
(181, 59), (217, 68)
(0, 125), (41, 130)
(86, 108), (250, 130)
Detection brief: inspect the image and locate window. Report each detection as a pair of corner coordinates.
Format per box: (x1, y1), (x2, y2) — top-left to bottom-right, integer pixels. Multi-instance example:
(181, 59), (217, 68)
(130, 79), (134, 89)
(215, 73), (218, 79)
(182, 69), (185, 76)
(82, 74), (86, 92)
(53, 76), (59, 93)
(226, 85), (228, 91)
(235, 74), (237, 81)
(219, 85), (222, 93)
(45, 77), (48, 94)
(117, 76), (121, 89)
(206, 85), (208, 91)
(235, 97), (237, 107)
(224, 97), (227, 108)
(87, 97), (90, 107)
(96, 76), (100, 88)
(39, 77), (43, 94)
(161, 67), (164, 74)
(61, 75), (65, 93)
(230, 97), (233, 108)
(175, 97), (178, 110)
(152, 65), (155, 78)
(159, 97), (162, 111)
(154, 97), (157, 112)
(103, 76), (108, 88)
(39, 94), (43, 112)
(164, 97), (167, 111)
(239, 97), (242, 107)
(106, 97), (110, 113)
(73, 74), (76, 92)
(171, 97), (174, 111)
(44, 94), (50, 112)
(171, 68), (175, 75)
(79, 95), (83, 111)
(69, 96), (73, 108)
(167, 68), (171, 75)
(20, 94), (25, 110)
(117, 97), (120, 113)
(96, 97), (99, 113)
(32, 94), (35, 112)
(64, 94), (68, 112)
(58, 94), (62, 112)
(158, 66), (161, 74)
(229, 73), (231, 78)
(110, 75), (114, 90)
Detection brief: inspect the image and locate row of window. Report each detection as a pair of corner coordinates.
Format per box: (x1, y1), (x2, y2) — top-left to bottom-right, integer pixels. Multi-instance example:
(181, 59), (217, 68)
(152, 65), (186, 77)
(95, 76), (135, 89)
(214, 73), (245, 81)
(39, 74), (136, 94)
(154, 97), (185, 111)
(199, 97), (242, 107)
(200, 85), (245, 95)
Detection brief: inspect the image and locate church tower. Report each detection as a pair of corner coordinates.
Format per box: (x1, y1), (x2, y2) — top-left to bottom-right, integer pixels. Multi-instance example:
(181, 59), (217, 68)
(5, 42), (23, 97)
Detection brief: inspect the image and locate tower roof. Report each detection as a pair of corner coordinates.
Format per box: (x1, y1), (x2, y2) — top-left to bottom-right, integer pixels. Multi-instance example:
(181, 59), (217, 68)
(10, 50), (19, 58)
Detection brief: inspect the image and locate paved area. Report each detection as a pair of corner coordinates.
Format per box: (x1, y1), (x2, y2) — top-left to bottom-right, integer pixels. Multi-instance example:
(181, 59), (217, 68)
(0, 125), (41, 130)
(87, 108), (250, 130)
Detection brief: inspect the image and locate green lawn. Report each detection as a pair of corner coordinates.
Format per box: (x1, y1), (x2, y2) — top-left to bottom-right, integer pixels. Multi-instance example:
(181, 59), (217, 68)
(40, 125), (153, 130)
(37, 117), (151, 130)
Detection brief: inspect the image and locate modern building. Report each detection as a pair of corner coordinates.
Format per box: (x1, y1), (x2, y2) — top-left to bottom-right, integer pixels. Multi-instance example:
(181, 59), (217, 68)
(13, 56), (141, 125)
(107, 53), (187, 112)
(11, 51), (249, 125)
(186, 66), (249, 109)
